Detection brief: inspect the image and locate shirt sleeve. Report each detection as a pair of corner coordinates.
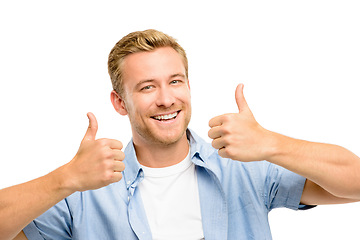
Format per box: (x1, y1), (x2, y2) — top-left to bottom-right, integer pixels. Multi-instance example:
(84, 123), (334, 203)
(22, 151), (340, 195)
(23, 198), (73, 240)
(263, 163), (313, 211)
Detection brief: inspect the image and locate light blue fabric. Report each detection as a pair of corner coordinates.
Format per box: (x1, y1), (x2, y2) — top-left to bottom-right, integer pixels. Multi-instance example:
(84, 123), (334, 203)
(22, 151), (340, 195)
(24, 129), (307, 240)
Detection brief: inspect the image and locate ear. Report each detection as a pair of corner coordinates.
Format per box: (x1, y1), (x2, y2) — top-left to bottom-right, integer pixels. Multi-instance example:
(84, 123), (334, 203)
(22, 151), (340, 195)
(187, 78), (191, 90)
(110, 90), (128, 116)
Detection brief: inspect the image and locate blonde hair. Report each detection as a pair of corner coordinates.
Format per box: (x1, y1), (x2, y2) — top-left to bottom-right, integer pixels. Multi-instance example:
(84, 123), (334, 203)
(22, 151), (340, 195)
(108, 29), (188, 97)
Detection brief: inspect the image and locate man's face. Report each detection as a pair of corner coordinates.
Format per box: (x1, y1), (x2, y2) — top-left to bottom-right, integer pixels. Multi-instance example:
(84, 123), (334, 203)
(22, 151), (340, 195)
(119, 47), (191, 146)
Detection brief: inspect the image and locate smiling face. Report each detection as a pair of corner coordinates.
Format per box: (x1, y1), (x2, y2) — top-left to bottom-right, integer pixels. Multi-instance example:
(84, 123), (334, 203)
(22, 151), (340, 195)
(111, 47), (191, 147)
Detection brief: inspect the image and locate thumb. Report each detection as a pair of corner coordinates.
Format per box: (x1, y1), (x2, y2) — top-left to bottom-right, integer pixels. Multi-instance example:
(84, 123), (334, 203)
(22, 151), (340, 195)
(235, 83), (250, 113)
(82, 112), (98, 142)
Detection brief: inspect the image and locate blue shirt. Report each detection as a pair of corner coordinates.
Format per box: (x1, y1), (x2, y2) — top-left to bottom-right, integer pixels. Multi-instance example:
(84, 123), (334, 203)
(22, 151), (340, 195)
(24, 129), (307, 240)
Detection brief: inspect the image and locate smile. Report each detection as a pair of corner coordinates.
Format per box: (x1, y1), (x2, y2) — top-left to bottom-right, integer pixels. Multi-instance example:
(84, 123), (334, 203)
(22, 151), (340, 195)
(152, 111), (179, 121)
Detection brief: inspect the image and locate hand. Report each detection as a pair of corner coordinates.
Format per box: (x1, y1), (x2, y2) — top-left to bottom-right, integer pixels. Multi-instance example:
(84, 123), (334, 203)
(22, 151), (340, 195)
(208, 84), (273, 162)
(64, 112), (125, 192)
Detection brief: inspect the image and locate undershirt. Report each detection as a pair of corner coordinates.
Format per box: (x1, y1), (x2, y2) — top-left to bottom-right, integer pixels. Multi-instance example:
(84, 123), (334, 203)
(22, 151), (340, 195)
(138, 151), (204, 240)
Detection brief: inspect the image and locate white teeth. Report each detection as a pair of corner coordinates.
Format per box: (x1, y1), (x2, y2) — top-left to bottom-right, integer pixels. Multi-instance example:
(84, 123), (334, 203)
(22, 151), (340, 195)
(154, 112), (178, 120)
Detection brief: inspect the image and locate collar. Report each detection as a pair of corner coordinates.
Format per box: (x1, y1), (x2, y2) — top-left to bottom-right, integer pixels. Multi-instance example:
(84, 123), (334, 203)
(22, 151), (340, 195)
(187, 129), (215, 167)
(122, 140), (142, 190)
(122, 129), (217, 190)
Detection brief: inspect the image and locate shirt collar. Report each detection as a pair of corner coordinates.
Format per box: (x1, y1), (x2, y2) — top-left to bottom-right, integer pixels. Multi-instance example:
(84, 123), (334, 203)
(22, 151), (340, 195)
(122, 140), (142, 190)
(187, 129), (224, 180)
(187, 128), (216, 167)
(122, 128), (217, 189)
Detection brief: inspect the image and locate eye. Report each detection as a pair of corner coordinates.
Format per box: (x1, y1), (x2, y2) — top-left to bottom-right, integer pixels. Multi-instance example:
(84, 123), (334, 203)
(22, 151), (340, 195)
(170, 80), (181, 84)
(141, 85), (154, 91)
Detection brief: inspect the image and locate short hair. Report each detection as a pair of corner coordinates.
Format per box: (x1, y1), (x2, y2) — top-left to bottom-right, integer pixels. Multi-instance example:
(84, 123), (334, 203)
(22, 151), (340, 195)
(108, 29), (188, 97)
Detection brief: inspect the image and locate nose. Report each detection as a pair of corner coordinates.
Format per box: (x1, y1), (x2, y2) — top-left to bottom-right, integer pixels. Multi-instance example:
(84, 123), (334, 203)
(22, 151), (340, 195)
(155, 86), (175, 108)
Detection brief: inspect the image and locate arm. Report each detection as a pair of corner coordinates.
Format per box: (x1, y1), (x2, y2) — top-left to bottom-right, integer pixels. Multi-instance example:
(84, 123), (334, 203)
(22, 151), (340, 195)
(0, 113), (125, 240)
(13, 231), (27, 240)
(208, 84), (360, 203)
(269, 131), (360, 202)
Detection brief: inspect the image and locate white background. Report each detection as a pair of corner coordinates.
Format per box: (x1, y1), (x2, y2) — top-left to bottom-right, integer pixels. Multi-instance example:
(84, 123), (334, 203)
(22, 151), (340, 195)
(1, 1), (359, 239)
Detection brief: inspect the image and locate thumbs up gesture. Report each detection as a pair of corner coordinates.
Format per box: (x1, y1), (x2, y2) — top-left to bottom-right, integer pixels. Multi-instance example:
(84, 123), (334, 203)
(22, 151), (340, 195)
(64, 112), (125, 192)
(208, 84), (273, 162)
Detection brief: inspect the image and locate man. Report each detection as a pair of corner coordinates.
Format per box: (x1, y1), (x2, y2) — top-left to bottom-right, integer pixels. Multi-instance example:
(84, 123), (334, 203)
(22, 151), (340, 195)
(2, 29), (360, 239)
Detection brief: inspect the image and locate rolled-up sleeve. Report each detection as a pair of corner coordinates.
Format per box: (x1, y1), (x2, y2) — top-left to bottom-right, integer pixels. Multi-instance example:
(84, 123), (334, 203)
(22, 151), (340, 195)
(264, 163), (312, 211)
(23, 198), (72, 240)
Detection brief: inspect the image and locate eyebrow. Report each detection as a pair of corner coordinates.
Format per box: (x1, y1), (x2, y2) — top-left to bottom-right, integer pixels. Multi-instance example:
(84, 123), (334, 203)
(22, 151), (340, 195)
(170, 73), (186, 79)
(134, 79), (155, 90)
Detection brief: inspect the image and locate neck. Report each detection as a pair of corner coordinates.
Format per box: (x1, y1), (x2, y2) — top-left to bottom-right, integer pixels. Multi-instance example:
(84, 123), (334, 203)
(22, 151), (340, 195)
(133, 133), (189, 168)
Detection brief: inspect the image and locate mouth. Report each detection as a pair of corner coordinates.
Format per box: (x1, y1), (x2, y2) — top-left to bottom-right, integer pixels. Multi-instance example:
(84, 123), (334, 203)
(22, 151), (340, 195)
(151, 111), (180, 121)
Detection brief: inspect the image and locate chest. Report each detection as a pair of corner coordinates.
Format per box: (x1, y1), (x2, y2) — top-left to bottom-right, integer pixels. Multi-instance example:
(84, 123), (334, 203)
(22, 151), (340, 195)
(138, 164), (204, 240)
(70, 165), (271, 240)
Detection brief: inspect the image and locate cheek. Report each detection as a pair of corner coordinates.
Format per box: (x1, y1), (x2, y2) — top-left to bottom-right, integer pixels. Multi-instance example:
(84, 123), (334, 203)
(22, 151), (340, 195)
(179, 90), (191, 104)
(130, 95), (155, 115)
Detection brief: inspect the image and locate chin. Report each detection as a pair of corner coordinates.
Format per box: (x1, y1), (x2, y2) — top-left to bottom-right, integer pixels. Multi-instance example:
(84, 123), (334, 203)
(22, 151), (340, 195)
(135, 125), (187, 146)
(151, 130), (186, 145)
(132, 111), (191, 146)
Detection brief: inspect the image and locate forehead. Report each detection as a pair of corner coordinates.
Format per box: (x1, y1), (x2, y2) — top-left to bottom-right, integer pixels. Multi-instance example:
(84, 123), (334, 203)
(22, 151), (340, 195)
(122, 47), (186, 85)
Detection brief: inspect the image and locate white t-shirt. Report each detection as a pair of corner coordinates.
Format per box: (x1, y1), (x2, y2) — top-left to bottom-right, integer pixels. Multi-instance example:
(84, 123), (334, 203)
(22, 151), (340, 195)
(138, 151), (204, 240)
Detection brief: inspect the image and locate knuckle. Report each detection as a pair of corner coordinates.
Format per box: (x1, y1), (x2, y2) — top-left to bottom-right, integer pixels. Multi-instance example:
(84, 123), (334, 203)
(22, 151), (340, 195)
(99, 159), (113, 172)
(221, 147), (233, 158)
(222, 114), (231, 122)
(209, 118), (216, 127)
(114, 161), (125, 172)
(113, 172), (123, 182)
(120, 152), (125, 160)
(212, 139), (221, 149)
(211, 140), (216, 149)
(208, 129), (214, 138)
(99, 151), (109, 160)
(97, 138), (108, 146)
(222, 124), (233, 135)
(222, 125), (231, 135)
(118, 141), (123, 150)
(101, 148), (113, 159)
(102, 171), (114, 183)
(218, 149), (227, 158)
(115, 150), (125, 161)
(224, 147), (232, 156)
(222, 136), (231, 146)
(119, 162), (125, 171)
(105, 160), (115, 170)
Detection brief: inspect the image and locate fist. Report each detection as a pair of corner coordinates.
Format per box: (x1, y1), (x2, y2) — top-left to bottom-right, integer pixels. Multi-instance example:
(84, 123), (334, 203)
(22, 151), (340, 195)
(65, 112), (125, 192)
(208, 84), (273, 162)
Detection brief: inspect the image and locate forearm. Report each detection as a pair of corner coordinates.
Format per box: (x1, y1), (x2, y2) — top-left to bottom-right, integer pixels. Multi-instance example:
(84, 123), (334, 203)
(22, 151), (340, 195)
(0, 165), (74, 240)
(268, 132), (360, 199)
(208, 84), (360, 201)
(0, 113), (125, 240)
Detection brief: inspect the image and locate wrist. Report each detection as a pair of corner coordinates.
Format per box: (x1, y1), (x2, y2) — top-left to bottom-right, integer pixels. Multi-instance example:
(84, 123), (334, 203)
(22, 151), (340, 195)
(50, 163), (78, 196)
(263, 130), (290, 164)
